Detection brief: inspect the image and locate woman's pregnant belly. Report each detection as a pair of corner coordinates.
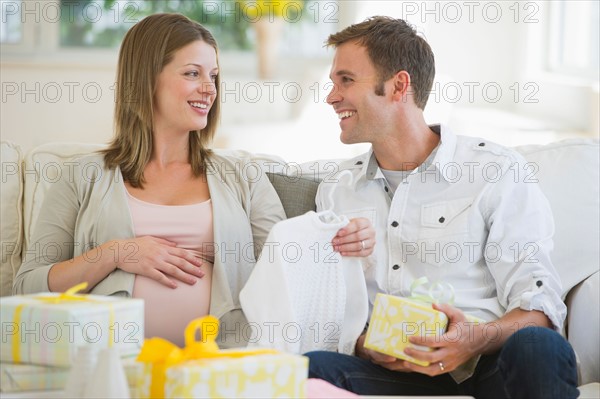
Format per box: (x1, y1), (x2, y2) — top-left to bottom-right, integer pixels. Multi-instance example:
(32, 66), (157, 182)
(132, 261), (213, 347)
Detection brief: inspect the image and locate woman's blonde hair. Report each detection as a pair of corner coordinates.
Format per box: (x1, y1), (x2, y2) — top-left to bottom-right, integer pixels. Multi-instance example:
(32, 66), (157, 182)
(103, 13), (220, 187)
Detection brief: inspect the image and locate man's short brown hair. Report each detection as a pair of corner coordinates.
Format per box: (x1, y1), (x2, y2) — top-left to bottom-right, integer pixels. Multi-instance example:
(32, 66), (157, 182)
(327, 16), (435, 110)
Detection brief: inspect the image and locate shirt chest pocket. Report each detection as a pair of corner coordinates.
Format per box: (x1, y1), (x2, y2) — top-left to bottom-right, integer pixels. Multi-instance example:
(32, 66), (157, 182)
(419, 197), (473, 240)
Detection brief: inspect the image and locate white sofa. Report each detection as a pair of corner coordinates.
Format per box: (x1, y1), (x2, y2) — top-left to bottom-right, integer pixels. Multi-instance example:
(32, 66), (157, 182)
(1, 139), (599, 397)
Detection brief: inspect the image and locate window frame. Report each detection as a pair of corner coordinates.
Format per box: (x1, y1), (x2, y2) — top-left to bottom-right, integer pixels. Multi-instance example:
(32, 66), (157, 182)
(545, 0), (599, 81)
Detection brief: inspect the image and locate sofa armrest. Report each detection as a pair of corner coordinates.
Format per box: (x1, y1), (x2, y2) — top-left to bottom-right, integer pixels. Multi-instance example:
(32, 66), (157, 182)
(566, 271), (600, 385)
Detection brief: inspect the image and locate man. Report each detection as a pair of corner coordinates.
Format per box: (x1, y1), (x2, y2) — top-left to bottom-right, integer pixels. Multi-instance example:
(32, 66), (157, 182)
(307, 16), (579, 398)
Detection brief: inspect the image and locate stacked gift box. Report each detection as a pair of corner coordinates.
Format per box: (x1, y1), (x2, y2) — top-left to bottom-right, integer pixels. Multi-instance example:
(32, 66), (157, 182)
(1, 292), (309, 398)
(0, 289), (144, 395)
(0, 357), (141, 394)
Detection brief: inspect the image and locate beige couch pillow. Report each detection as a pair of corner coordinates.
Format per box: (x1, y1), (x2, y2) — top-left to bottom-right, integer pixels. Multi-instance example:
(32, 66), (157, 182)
(1, 142), (23, 296)
(22, 143), (106, 252)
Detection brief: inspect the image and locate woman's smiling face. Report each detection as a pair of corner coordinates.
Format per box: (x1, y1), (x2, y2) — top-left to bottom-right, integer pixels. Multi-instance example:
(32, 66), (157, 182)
(153, 40), (219, 136)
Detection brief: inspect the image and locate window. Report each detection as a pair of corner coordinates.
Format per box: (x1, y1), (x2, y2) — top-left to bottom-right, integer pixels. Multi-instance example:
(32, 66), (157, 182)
(1, 0), (336, 56)
(59, 0), (254, 50)
(547, 0), (599, 80)
(0, 0), (22, 44)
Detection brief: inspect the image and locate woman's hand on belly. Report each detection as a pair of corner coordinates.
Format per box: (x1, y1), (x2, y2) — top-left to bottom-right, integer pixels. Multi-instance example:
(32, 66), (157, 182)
(113, 236), (205, 288)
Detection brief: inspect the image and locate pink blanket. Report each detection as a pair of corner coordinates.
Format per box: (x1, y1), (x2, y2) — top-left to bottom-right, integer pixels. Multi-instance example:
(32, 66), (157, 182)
(307, 378), (359, 398)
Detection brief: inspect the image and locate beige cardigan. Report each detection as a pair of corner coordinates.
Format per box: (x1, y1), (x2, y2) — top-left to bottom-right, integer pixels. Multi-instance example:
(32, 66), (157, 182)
(13, 151), (286, 347)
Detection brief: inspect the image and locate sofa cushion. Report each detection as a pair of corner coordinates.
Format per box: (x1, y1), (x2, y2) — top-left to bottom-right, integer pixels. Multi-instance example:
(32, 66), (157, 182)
(267, 172), (319, 218)
(577, 382), (600, 398)
(1, 142), (23, 296)
(22, 142), (106, 251)
(514, 139), (600, 298)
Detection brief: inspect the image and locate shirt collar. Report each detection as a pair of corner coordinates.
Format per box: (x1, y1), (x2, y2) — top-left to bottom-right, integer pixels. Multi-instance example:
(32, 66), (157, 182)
(429, 124), (457, 182)
(366, 150), (383, 180)
(363, 124), (458, 183)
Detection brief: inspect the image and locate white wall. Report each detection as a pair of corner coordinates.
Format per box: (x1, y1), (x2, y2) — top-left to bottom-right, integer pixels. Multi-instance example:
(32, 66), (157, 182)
(1, 1), (598, 160)
(1, 59), (117, 150)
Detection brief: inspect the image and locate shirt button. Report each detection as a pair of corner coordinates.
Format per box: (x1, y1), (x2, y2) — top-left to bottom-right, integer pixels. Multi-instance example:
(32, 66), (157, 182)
(478, 142), (485, 147)
(384, 186), (389, 192)
(356, 161), (363, 165)
(536, 280), (543, 287)
(392, 264), (400, 270)
(391, 221), (399, 227)
(439, 216), (445, 223)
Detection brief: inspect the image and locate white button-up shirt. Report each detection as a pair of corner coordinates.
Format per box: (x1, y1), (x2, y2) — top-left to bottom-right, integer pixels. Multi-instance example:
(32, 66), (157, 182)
(316, 125), (566, 331)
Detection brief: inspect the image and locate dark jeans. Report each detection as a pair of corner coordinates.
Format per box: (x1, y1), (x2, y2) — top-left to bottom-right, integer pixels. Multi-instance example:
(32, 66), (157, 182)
(306, 327), (579, 399)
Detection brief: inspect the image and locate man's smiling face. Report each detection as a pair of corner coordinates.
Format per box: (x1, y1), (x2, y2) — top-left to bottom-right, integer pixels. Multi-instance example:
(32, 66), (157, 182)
(327, 41), (394, 145)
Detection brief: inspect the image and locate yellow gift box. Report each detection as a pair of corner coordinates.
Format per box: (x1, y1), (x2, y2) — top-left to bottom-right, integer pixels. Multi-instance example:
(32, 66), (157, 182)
(364, 293), (448, 367)
(137, 316), (308, 399)
(0, 283), (144, 367)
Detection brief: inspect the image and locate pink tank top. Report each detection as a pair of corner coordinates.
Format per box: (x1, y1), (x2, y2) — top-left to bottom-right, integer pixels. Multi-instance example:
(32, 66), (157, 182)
(127, 191), (214, 347)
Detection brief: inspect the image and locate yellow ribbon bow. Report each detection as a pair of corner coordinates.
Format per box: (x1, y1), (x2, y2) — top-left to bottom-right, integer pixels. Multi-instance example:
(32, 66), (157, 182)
(137, 315), (277, 398)
(408, 276), (455, 305)
(35, 282), (91, 303)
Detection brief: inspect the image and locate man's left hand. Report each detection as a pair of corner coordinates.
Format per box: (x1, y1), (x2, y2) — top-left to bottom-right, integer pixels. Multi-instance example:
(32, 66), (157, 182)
(332, 217), (375, 257)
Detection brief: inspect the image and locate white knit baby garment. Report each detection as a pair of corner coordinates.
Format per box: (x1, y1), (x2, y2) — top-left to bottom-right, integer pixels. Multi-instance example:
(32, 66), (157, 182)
(240, 210), (368, 355)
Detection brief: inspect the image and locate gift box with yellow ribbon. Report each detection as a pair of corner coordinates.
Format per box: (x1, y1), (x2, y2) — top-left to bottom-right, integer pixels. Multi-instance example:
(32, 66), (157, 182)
(364, 278), (484, 367)
(0, 283), (144, 367)
(364, 293), (449, 367)
(137, 316), (308, 399)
